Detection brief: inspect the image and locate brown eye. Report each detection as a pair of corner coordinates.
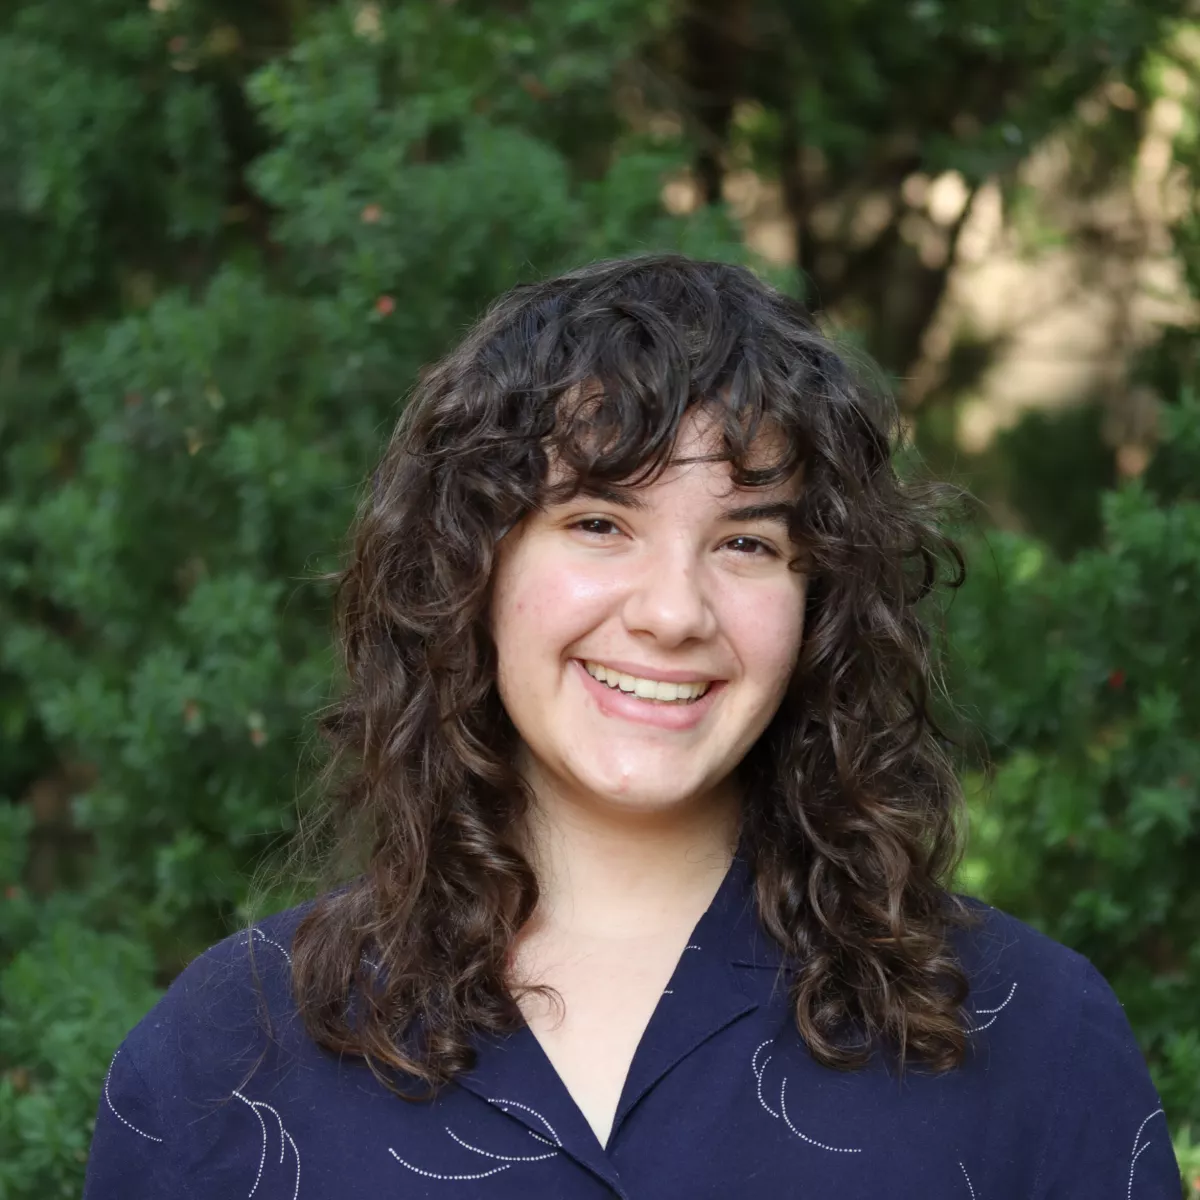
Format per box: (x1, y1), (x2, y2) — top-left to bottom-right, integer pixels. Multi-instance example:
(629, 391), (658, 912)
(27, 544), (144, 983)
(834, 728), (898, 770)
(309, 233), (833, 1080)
(726, 536), (778, 557)
(571, 518), (621, 537)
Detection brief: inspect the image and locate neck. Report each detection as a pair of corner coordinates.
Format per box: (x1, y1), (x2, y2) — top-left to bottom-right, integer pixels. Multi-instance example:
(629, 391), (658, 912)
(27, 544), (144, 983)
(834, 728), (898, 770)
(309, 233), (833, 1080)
(516, 776), (740, 940)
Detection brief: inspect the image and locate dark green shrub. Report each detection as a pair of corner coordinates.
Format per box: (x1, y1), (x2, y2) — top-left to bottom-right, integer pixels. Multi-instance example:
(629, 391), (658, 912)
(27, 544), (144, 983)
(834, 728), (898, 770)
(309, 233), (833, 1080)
(2, 1), (1197, 1195)
(950, 395), (1200, 1180)
(0, 4), (746, 1196)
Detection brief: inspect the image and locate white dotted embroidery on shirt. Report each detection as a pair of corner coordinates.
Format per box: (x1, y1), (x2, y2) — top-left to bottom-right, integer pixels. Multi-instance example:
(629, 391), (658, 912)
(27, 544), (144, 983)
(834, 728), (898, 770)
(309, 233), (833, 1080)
(779, 1078), (862, 1154)
(239, 927), (294, 967)
(1127, 1107), (1165, 1200)
(662, 945), (701, 996)
(388, 1150), (513, 1182)
(959, 1160), (977, 1200)
(444, 1128), (557, 1163)
(233, 1090), (300, 1200)
(103, 1049), (164, 1143)
(752, 1040), (779, 1119)
(967, 981), (1017, 1033)
(388, 1096), (563, 1182)
(752, 1039), (862, 1154)
(486, 1098), (563, 1148)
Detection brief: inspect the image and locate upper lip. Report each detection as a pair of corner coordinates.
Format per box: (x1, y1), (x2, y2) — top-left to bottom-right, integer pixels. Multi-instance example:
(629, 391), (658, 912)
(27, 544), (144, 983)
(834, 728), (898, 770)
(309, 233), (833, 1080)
(577, 658), (722, 684)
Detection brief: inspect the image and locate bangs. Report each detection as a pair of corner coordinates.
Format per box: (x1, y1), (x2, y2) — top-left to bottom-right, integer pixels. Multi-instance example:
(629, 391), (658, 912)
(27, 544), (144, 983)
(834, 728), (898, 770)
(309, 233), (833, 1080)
(511, 272), (818, 505)
(542, 382), (806, 507)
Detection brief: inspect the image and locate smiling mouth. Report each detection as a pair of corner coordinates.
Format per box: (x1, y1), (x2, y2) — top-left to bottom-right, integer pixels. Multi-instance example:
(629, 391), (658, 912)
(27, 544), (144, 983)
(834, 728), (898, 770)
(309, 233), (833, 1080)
(581, 660), (713, 704)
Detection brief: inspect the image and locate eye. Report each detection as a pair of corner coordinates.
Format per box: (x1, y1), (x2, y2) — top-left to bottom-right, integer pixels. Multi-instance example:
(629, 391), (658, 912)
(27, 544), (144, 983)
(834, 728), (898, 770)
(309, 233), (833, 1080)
(570, 517), (622, 537)
(724, 535), (779, 558)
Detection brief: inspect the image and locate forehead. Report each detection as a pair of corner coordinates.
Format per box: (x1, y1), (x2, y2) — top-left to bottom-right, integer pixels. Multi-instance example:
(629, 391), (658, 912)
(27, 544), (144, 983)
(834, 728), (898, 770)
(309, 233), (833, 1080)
(663, 408), (794, 482)
(545, 403), (800, 499)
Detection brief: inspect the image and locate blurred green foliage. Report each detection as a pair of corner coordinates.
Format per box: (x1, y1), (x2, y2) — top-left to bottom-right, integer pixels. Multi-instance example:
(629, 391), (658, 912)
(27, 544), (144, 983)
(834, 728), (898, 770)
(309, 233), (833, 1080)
(0, 1), (1197, 1195)
(952, 393), (1200, 1133)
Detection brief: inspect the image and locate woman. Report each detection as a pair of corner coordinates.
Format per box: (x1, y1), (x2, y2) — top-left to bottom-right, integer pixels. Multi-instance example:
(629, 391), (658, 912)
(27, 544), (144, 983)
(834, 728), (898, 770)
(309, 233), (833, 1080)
(84, 256), (1181, 1198)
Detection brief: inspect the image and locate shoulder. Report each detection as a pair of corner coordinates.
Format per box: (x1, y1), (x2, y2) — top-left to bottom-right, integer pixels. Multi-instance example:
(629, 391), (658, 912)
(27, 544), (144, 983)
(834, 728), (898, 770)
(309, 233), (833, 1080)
(85, 902), (322, 1199)
(952, 894), (1101, 1016)
(947, 898), (1180, 1198)
(110, 901), (316, 1111)
(949, 894), (1137, 1058)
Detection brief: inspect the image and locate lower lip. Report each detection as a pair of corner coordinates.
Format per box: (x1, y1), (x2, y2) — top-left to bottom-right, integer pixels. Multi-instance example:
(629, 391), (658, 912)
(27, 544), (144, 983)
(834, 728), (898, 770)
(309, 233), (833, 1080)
(571, 660), (723, 731)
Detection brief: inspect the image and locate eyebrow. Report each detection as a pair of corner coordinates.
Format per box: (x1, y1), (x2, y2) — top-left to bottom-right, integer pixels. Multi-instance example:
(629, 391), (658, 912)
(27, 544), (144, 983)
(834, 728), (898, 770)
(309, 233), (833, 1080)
(572, 485), (796, 529)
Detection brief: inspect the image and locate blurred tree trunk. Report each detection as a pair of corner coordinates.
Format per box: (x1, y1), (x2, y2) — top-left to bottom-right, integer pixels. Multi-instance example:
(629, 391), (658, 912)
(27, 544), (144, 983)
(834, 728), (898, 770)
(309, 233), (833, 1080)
(669, 0), (1180, 400)
(678, 0), (752, 204)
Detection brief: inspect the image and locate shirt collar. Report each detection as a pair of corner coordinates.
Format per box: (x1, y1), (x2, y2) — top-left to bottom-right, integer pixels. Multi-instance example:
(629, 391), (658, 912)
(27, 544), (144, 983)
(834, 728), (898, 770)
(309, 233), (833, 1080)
(703, 850), (791, 972)
(456, 851), (793, 1186)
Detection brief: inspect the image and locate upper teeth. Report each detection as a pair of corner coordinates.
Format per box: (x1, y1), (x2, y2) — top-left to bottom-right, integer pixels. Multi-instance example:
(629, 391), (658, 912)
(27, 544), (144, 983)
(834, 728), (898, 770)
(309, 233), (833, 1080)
(583, 661), (710, 702)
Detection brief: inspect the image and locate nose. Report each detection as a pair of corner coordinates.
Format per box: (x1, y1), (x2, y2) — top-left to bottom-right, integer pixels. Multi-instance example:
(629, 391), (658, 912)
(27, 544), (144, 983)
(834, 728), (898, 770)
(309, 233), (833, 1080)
(621, 541), (718, 646)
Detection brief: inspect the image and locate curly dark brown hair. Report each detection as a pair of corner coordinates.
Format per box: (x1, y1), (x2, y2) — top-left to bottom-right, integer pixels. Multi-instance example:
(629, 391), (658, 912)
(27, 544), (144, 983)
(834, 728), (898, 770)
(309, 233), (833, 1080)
(291, 253), (971, 1094)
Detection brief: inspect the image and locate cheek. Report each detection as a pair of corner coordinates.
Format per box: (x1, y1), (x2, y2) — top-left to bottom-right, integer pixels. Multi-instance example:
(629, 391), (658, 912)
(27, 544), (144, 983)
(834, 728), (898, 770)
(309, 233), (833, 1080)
(492, 552), (609, 664)
(733, 581), (807, 689)
(492, 580), (541, 663)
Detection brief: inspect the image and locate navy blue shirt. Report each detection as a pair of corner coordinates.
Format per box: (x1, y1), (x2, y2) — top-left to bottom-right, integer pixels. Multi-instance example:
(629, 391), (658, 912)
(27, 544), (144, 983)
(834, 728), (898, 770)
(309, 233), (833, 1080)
(84, 856), (1182, 1198)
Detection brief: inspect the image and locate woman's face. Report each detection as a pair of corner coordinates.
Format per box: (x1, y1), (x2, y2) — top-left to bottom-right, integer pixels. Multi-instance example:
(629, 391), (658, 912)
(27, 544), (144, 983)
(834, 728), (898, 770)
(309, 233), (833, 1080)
(490, 410), (807, 824)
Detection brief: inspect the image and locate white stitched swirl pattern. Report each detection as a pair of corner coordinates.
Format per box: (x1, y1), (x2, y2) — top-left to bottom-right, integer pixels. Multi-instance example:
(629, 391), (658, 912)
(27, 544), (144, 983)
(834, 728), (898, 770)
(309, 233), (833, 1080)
(103, 1049), (164, 1143)
(751, 1039), (862, 1154)
(1128, 1107), (1165, 1200)
(239, 927), (293, 967)
(388, 1096), (563, 1183)
(232, 1091), (300, 1200)
(959, 1160), (977, 1200)
(966, 981), (1017, 1033)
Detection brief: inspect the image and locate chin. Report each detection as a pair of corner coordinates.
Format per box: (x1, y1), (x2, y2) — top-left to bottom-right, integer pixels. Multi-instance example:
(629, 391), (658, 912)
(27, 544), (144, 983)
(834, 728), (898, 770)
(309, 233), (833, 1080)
(574, 767), (716, 815)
